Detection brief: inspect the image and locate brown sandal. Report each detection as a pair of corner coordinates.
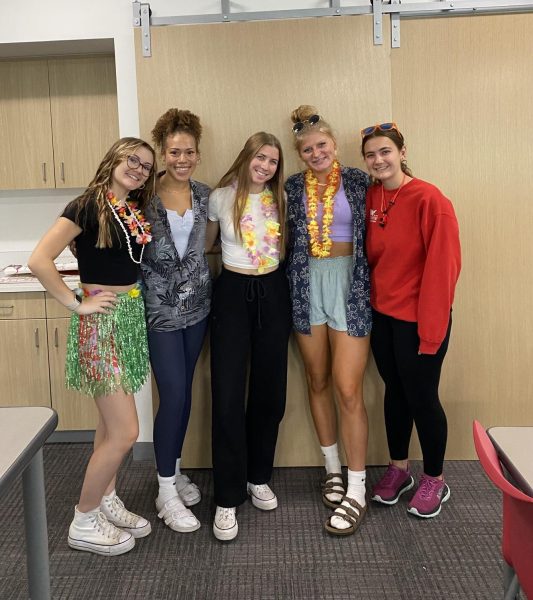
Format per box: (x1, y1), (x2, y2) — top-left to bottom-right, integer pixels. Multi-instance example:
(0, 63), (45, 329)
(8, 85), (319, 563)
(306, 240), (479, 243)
(324, 496), (367, 536)
(321, 473), (345, 509)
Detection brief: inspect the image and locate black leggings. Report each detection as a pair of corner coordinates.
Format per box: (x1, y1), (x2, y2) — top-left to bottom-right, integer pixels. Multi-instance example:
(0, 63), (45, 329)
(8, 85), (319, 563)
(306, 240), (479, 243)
(370, 309), (451, 477)
(210, 267), (291, 507)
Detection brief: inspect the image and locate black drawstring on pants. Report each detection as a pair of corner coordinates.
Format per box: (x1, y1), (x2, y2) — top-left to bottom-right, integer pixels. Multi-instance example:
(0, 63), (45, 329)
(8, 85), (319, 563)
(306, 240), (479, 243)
(245, 278), (266, 328)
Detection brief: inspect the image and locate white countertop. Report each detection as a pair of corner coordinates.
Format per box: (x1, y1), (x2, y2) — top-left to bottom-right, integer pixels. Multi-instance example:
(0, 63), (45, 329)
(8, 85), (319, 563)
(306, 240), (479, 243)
(0, 250), (78, 293)
(0, 276), (78, 293)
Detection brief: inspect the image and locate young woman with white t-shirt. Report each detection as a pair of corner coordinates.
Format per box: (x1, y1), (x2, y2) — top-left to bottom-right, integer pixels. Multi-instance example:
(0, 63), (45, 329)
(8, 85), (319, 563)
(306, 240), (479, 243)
(205, 132), (291, 541)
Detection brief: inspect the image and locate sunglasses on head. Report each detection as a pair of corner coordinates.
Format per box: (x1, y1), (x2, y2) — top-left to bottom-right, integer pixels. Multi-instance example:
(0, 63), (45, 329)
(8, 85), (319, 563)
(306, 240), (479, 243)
(360, 122), (401, 137)
(292, 114), (320, 134)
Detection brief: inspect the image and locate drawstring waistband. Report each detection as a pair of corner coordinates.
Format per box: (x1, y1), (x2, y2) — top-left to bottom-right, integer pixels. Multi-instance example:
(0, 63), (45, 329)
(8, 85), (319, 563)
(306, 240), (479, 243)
(245, 278), (266, 328)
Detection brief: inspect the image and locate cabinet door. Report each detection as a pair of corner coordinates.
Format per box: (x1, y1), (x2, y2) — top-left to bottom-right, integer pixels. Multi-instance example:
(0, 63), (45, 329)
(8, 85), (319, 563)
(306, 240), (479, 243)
(48, 56), (119, 188)
(0, 60), (55, 189)
(0, 320), (51, 407)
(47, 318), (98, 430)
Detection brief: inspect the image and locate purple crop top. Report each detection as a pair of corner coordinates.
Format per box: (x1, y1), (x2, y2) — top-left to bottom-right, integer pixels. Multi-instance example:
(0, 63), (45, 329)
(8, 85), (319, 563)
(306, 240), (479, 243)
(304, 179), (353, 242)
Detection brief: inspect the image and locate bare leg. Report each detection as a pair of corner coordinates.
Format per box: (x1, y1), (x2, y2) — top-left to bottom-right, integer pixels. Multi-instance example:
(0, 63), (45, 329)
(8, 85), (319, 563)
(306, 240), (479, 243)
(328, 330), (370, 471)
(77, 390), (139, 512)
(295, 326), (336, 446)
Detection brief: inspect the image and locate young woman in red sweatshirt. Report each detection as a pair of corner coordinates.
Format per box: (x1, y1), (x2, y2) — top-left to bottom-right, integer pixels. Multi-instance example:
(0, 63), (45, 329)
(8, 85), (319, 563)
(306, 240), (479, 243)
(362, 123), (461, 518)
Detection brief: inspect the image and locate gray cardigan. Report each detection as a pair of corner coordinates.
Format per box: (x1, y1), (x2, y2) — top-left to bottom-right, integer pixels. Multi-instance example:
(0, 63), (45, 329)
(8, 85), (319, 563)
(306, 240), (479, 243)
(140, 179), (212, 331)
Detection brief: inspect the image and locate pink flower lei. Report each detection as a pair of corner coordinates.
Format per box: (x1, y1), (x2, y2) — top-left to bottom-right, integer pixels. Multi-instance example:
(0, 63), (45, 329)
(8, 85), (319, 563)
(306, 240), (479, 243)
(105, 191), (152, 265)
(239, 187), (281, 273)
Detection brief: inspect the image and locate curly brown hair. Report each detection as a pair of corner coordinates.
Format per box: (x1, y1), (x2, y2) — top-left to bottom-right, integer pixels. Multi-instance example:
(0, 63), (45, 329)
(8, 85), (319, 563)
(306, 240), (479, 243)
(151, 108), (203, 154)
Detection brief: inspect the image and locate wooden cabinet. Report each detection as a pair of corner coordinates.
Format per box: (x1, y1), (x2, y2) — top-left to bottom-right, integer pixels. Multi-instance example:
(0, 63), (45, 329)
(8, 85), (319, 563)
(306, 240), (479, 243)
(46, 317), (98, 430)
(0, 292), (98, 430)
(48, 56), (119, 188)
(0, 55), (119, 190)
(0, 293), (50, 408)
(0, 60), (55, 190)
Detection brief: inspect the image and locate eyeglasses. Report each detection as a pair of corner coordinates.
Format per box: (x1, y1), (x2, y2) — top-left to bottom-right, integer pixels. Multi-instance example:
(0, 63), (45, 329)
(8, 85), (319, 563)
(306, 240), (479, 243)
(127, 154), (153, 176)
(360, 122), (401, 137)
(292, 114), (320, 134)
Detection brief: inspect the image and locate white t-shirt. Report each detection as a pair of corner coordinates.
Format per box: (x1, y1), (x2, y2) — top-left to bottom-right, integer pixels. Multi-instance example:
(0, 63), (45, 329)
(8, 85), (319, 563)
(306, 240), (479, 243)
(166, 208), (194, 259)
(208, 186), (280, 270)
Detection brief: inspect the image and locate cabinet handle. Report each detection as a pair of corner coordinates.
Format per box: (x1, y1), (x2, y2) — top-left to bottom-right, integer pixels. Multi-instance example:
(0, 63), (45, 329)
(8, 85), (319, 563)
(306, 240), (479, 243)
(0, 304), (14, 310)
(54, 327), (59, 348)
(34, 328), (40, 348)
(42, 162), (47, 182)
(60, 162), (65, 182)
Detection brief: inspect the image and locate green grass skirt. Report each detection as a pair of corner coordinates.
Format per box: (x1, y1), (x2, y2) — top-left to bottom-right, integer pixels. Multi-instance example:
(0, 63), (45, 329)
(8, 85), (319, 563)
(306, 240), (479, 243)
(65, 291), (149, 398)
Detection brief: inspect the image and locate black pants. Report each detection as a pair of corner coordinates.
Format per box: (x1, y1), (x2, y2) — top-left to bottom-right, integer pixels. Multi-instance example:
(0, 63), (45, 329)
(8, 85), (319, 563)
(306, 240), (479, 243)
(370, 309), (451, 477)
(210, 267), (291, 507)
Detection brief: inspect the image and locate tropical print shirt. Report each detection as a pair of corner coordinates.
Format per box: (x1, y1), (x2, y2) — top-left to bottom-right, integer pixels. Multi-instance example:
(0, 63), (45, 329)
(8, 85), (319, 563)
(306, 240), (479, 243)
(285, 166), (372, 337)
(141, 179), (211, 331)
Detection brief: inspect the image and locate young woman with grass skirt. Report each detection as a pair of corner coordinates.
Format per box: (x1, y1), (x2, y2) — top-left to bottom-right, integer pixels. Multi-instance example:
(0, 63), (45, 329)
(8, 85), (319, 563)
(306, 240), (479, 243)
(29, 137), (156, 556)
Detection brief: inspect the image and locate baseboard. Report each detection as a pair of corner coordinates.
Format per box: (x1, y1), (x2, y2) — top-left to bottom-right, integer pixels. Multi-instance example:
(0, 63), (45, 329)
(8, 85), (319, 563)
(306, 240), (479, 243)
(133, 441), (155, 462)
(48, 430), (95, 443)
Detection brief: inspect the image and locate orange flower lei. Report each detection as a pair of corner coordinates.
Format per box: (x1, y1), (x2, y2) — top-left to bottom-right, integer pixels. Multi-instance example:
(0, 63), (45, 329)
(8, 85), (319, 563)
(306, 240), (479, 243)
(105, 191), (152, 265)
(305, 160), (341, 258)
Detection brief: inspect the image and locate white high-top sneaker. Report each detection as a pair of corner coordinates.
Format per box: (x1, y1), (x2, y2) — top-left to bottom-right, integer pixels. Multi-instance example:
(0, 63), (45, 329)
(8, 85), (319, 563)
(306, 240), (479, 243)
(68, 506), (135, 556)
(100, 492), (152, 538)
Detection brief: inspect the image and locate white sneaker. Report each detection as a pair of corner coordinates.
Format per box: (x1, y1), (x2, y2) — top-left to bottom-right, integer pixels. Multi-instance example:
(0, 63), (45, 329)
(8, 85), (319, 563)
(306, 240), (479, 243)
(155, 495), (200, 533)
(247, 483), (278, 511)
(175, 473), (201, 507)
(68, 507), (135, 556)
(100, 493), (151, 538)
(213, 506), (238, 541)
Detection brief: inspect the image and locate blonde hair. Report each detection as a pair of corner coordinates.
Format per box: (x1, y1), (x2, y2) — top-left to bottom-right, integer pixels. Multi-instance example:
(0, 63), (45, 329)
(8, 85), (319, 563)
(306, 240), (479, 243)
(290, 105), (336, 151)
(216, 132), (287, 260)
(151, 108), (202, 154)
(72, 137), (156, 248)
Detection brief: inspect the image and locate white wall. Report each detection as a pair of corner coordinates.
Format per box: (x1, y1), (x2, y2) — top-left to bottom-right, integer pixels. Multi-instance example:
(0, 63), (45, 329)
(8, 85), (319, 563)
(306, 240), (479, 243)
(0, 0), (140, 250)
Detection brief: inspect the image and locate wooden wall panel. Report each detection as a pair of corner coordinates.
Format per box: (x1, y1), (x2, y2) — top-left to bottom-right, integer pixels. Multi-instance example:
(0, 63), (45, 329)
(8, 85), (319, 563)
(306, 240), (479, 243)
(136, 13), (533, 466)
(391, 14), (533, 459)
(136, 16), (393, 467)
(135, 16), (391, 183)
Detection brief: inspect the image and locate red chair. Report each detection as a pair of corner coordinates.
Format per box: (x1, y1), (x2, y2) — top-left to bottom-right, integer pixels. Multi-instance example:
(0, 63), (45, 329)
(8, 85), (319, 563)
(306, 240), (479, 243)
(473, 420), (533, 600)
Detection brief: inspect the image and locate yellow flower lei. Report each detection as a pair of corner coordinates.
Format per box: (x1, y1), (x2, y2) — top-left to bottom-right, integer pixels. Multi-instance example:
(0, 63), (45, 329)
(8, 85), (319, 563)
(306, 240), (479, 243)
(305, 160), (341, 258)
(240, 188), (281, 273)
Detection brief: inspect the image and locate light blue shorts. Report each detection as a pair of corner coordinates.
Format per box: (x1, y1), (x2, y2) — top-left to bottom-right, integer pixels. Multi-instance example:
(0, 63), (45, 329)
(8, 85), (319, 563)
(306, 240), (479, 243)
(309, 255), (352, 332)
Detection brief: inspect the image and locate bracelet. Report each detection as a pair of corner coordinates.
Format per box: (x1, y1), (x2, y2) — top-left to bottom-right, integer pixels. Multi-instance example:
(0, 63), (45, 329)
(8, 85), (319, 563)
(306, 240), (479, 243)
(65, 292), (83, 312)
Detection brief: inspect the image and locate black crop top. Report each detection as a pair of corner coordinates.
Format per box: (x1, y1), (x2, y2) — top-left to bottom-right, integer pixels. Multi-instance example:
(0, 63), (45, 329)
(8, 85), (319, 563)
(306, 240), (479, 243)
(61, 197), (143, 285)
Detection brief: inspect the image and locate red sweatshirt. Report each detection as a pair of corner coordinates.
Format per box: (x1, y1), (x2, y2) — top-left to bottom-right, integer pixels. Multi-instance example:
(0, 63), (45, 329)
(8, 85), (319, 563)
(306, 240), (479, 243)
(366, 178), (461, 354)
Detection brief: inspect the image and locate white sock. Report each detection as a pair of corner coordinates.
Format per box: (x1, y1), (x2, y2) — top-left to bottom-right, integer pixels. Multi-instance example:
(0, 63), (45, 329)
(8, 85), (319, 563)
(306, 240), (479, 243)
(175, 458), (182, 477)
(157, 474), (178, 503)
(346, 469), (366, 507)
(330, 469), (366, 531)
(321, 443), (342, 475)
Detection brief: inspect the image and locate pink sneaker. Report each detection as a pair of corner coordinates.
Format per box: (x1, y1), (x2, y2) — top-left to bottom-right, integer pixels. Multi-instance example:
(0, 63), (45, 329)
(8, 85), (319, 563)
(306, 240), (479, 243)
(407, 474), (450, 518)
(371, 464), (414, 505)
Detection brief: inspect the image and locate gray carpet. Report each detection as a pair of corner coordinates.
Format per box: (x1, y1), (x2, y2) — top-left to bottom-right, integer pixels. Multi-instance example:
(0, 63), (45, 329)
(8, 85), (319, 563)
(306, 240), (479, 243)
(0, 445), (522, 599)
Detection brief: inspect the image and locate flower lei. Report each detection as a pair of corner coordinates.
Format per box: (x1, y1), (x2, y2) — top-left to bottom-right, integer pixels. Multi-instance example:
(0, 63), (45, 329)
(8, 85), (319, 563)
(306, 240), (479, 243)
(240, 188), (281, 273)
(305, 160), (341, 258)
(105, 191), (152, 265)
